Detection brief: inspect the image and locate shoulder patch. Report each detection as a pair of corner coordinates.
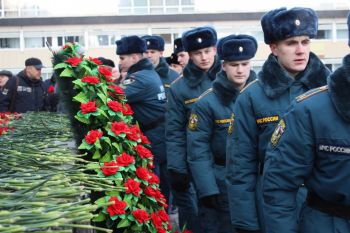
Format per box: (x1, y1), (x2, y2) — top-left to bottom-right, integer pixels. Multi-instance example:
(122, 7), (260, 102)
(198, 88), (213, 100)
(296, 85), (328, 102)
(170, 74), (183, 85)
(122, 76), (136, 86)
(188, 113), (199, 131)
(271, 119), (286, 147)
(240, 79), (258, 93)
(184, 97), (198, 105)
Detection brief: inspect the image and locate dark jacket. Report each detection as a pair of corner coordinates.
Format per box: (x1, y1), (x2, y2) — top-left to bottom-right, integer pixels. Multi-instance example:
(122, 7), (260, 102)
(155, 57), (180, 95)
(166, 56), (221, 174)
(226, 52), (330, 231)
(187, 70), (256, 198)
(0, 70), (46, 113)
(124, 58), (167, 163)
(262, 53), (350, 233)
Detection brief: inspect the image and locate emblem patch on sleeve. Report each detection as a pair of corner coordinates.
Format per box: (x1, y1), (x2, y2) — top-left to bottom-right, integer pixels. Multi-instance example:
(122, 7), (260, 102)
(270, 119), (286, 147)
(228, 113), (235, 134)
(188, 113), (199, 131)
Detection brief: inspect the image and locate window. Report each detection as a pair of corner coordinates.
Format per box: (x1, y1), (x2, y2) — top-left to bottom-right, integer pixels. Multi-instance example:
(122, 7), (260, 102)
(119, 0), (132, 7)
(150, 0), (163, 6)
(23, 31), (53, 48)
(0, 32), (20, 49)
(134, 0), (147, 7)
(166, 0), (179, 6)
(57, 35), (85, 46)
(181, 0), (194, 5)
(316, 30), (332, 40)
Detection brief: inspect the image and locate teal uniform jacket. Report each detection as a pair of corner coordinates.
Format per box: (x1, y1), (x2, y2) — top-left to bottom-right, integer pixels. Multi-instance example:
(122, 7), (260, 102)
(155, 57), (180, 95)
(166, 56), (221, 174)
(263, 54), (350, 233)
(226, 52), (330, 231)
(187, 70), (256, 198)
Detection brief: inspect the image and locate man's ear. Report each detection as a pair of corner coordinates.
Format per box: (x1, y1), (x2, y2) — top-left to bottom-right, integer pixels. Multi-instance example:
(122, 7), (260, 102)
(269, 43), (278, 56)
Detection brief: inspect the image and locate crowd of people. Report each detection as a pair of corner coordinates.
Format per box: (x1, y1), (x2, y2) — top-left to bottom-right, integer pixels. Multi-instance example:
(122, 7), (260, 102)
(1, 6), (349, 233)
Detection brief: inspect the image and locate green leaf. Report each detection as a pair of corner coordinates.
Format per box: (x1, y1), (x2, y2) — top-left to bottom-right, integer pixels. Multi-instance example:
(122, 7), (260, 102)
(117, 218), (130, 228)
(98, 109), (109, 119)
(112, 142), (122, 153)
(95, 139), (102, 150)
(100, 151), (112, 162)
(92, 212), (106, 222)
(72, 79), (84, 89)
(54, 62), (68, 70)
(92, 149), (101, 159)
(95, 196), (107, 206)
(60, 68), (74, 77)
(97, 92), (107, 105)
(73, 92), (89, 103)
(103, 137), (112, 147)
(74, 114), (90, 125)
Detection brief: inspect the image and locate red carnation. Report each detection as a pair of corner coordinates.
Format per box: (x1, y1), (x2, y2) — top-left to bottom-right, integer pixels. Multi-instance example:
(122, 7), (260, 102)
(108, 85), (124, 95)
(89, 57), (102, 65)
(80, 101), (97, 114)
(126, 125), (140, 141)
(106, 196), (127, 216)
(132, 209), (149, 223)
(81, 76), (100, 84)
(157, 227), (167, 233)
(66, 57), (82, 67)
(116, 152), (135, 167)
(47, 85), (55, 93)
(98, 66), (112, 77)
(85, 129), (103, 144)
(124, 178), (141, 197)
(108, 100), (123, 112)
(136, 167), (150, 181)
(111, 121), (130, 136)
(122, 103), (134, 116)
(134, 145), (153, 159)
(101, 160), (118, 176)
(144, 186), (157, 198)
(140, 133), (151, 145)
(157, 209), (169, 222)
(151, 212), (163, 228)
(148, 172), (160, 185)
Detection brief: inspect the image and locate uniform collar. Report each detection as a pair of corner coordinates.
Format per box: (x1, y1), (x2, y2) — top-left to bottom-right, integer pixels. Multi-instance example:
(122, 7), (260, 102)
(328, 53), (350, 122)
(155, 57), (170, 78)
(128, 58), (154, 75)
(182, 55), (221, 87)
(258, 52), (330, 98)
(213, 70), (256, 106)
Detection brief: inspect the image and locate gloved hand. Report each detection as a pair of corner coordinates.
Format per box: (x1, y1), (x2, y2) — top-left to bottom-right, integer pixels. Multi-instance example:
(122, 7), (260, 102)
(169, 170), (190, 192)
(200, 194), (220, 209)
(236, 229), (261, 233)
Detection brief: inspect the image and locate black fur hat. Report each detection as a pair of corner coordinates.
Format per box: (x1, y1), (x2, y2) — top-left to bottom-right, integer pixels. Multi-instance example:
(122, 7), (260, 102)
(142, 35), (165, 51)
(261, 7), (318, 44)
(218, 35), (257, 61)
(182, 26), (217, 52)
(116, 35), (146, 55)
(174, 38), (184, 54)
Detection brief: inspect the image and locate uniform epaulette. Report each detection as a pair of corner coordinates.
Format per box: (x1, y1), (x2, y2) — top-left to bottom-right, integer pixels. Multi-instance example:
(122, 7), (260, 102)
(296, 85), (328, 102)
(240, 79), (258, 93)
(170, 74), (183, 85)
(198, 88), (213, 100)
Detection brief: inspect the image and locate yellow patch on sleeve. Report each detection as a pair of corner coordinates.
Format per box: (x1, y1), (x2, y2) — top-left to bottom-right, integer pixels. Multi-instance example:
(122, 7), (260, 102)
(271, 119), (286, 147)
(188, 113), (199, 131)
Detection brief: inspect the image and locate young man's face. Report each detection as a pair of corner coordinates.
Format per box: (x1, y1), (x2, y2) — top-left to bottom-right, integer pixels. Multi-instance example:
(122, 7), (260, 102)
(177, 51), (189, 68)
(270, 35), (311, 75)
(118, 54), (138, 72)
(144, 49), (163, 67)
(189, 46), (217, 72)
(170, 63), (183, 74)
(223, 60), (251, 90)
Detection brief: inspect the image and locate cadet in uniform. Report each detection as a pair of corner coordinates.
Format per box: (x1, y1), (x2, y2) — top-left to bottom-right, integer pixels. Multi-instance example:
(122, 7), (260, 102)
(262, 12), (350, 233)
(173, 37), (190, 71)
(142, 35), (179, 94)
(115, 35), (168, 200)
(226, 7), (330, 233)
(166, 26), (221, 233)
(187, 34), (258, 233)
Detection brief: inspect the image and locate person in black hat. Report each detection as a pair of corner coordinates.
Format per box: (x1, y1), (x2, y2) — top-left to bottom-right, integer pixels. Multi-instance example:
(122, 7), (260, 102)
(226, 7), (331, 233)
(166, 26), (221, 233)
(187, 34), (258, 233)
(173, 37), (189, 69)
(142, 35), (179, 94)
(0, 70), (13, 100)
(115, 35), (169, 205)
(166, 53), (183, 74)
(261, 12), (350, 233)
(0, 57), (48, 113)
